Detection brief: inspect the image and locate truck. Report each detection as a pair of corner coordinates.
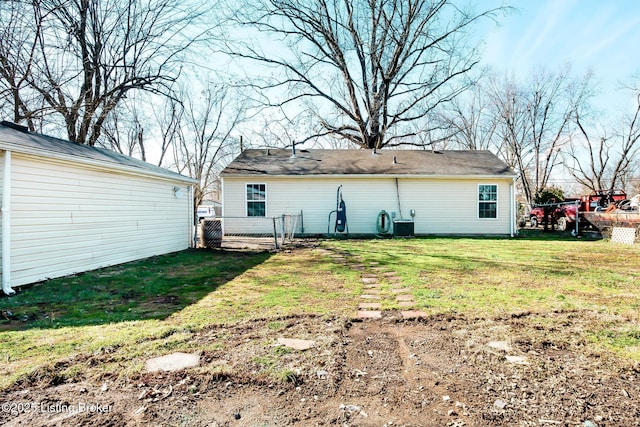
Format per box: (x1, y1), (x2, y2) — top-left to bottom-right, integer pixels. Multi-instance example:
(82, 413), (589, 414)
(528, 190), (631, 232)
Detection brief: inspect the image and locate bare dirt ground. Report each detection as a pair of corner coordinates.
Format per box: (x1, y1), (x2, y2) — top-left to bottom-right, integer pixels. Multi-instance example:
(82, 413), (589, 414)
(1, 312), (639, 427)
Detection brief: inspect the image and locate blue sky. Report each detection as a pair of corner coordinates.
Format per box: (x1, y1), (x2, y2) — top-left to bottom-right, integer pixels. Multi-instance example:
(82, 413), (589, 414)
(479, 0), (640, 116)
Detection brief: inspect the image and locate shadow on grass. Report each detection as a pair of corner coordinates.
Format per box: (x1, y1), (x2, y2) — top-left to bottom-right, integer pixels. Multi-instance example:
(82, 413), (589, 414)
(0, 248), (272, 331)
(516, 227), (603, 241)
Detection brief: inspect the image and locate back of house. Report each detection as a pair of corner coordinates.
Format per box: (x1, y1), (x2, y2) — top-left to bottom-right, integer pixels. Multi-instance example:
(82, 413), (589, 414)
(220, 148), (517, 237)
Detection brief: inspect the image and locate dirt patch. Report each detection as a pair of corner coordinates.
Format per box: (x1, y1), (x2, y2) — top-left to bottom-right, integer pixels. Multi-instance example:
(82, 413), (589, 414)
(1, 313), (639, 426)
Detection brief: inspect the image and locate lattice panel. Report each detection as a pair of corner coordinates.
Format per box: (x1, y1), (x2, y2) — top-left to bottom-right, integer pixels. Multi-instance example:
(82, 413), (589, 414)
(611, 227), (637, 245)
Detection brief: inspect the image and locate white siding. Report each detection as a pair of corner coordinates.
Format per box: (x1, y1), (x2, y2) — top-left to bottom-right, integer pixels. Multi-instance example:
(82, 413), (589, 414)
(2, 153), (192, 287)
(222, 176), (513, 235)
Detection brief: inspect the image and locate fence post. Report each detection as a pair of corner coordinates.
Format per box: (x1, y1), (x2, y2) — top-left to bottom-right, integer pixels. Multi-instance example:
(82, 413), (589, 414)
(272, 216), (279, 249)
(281, 214), (286, 246)
(299, 210), (304, 235)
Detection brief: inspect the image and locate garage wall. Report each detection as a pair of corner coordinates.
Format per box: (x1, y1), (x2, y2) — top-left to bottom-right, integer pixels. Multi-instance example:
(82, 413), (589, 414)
(222, 176), (514, 236)
(3, 152), (193, 288)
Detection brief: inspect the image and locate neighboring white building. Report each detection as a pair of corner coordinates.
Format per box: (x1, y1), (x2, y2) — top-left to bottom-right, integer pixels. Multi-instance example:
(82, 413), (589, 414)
(0, 121), (196, 294)
(221, 148), (517, 237)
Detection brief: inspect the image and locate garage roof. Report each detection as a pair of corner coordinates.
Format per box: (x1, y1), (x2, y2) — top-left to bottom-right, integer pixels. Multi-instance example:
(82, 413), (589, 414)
(0, 121), (195, 183)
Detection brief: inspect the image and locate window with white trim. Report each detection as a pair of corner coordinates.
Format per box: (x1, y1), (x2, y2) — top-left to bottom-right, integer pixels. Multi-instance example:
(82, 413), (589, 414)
(478, 184), (498, 219)
(246, 183), (266, 217)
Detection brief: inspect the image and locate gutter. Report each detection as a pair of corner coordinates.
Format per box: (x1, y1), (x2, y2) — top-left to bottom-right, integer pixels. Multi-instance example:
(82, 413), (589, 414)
(2, 150), (14, 294)
(0, 142), (197, 185)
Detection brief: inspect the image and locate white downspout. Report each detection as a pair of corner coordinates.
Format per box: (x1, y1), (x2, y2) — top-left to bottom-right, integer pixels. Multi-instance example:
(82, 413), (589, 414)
(2, 150), (14, 295)
(510, 178), (516, 237)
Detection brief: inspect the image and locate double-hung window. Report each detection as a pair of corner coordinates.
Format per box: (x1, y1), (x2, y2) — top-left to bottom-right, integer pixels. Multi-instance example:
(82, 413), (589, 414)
(246, 183), (266, 217)
(478, 184), (498, 219)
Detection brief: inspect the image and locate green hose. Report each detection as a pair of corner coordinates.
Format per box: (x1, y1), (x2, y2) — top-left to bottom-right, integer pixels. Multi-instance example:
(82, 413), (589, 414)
(376, 210), (392, 236)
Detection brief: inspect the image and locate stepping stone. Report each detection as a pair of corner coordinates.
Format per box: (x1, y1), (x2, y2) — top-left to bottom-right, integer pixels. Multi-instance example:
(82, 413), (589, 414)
(362, 273), (377, 278)
(145, 352), (200, 373)
(391, 288), (412, 293)
(352, 264), (365, 270)
(363, 284), (380, 289)
(362, 289), (381, 294)
(357, 310), (382, 319)
(398, 301), (415, 307)
(505, 355), (528, 365)
(395, 294), (414, 302)
(361, 277), (378, 284)
(277, 338), (316, 351)
(358, 302), (382, 309)
(487, 341), (512, 352)
(383, 271), (399, 277)
(386, 276), (402, 282)
(361, 294), (381, 300)
(401, 310), (427, 319)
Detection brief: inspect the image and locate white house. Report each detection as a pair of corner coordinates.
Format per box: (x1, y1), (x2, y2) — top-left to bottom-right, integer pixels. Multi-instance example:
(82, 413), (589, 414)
(0, 121), (196, 295)
(220, 148), (517, 237)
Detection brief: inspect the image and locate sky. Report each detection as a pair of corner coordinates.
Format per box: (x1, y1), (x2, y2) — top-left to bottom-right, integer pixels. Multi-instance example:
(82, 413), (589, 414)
(479, 0), (640, 117)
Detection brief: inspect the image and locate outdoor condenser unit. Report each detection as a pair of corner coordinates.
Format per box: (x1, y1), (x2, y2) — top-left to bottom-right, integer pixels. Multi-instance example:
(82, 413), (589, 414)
(393, 219), (414, 237)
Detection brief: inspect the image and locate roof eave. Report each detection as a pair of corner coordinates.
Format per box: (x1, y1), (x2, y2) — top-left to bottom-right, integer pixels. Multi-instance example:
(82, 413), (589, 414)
(0, 141), (197, 184)
(221, 173), (517, 180)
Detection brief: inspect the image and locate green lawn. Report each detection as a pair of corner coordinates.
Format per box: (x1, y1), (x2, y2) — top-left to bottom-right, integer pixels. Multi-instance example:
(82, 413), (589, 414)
(0, 236), (638, 390)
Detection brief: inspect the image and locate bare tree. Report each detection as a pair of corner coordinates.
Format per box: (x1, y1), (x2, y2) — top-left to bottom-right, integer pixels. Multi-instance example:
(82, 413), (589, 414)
(173, 84), (248, 208)
(0, 0), (209, 145)
(485, 67), (592, 206)
(439, 80), (500, 151)
(565, 87), (640, 193)
(224, 0), (508, 149)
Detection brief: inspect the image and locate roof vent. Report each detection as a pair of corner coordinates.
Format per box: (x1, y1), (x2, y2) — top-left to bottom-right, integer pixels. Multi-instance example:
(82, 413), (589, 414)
(0, 121), (29, 133)
(290, 141), (297, 158)
(393, 156), (397, 164)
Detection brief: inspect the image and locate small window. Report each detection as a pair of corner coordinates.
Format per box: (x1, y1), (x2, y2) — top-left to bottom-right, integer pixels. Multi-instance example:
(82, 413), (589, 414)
(478, 184), (497, 219)
(246, 183), (266, 217)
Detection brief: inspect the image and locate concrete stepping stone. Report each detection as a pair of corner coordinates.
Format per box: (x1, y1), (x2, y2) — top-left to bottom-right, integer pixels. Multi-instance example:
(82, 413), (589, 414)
(398, 301), (415, 307)
(361, 277), (378, 284)
(391, 287), (412, 293)
(358, 302), (382, 309)
(277, 337), (316, 350)
(357, 310), (382, 319)
(145, 352), (200, 373)
(361, 294), (381, 300)
(383, 271), (398, 277)
(361, 289), (381, 294)
(363, 284), (380, 289)
(505, 355), (528, 365)
(395, 294), (414, 302)
(401, 310), (427, 319)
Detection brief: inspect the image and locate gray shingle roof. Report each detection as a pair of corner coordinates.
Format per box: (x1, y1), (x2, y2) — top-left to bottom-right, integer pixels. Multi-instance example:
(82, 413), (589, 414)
(221, 148), (515, 177)
(0, 121), (195, 183)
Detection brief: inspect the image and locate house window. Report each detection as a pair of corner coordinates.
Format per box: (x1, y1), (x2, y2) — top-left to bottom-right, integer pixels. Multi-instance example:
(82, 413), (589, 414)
(478, 184), (498, 219)
(246, 183), (266, 217)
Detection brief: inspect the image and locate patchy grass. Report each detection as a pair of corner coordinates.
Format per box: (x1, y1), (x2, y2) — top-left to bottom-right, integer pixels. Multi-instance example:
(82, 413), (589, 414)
(0, 235), (639, 390)
(0, 246), (360, 389)
(333, 236), (640, 357)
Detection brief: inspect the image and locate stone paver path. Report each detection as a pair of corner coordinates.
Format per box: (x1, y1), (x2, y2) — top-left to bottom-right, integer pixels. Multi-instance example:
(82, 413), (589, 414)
(319, 247), (427, 320)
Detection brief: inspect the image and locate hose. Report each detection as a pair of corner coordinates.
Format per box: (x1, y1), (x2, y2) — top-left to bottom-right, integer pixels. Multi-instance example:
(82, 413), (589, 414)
(376, 210), (392, 236)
